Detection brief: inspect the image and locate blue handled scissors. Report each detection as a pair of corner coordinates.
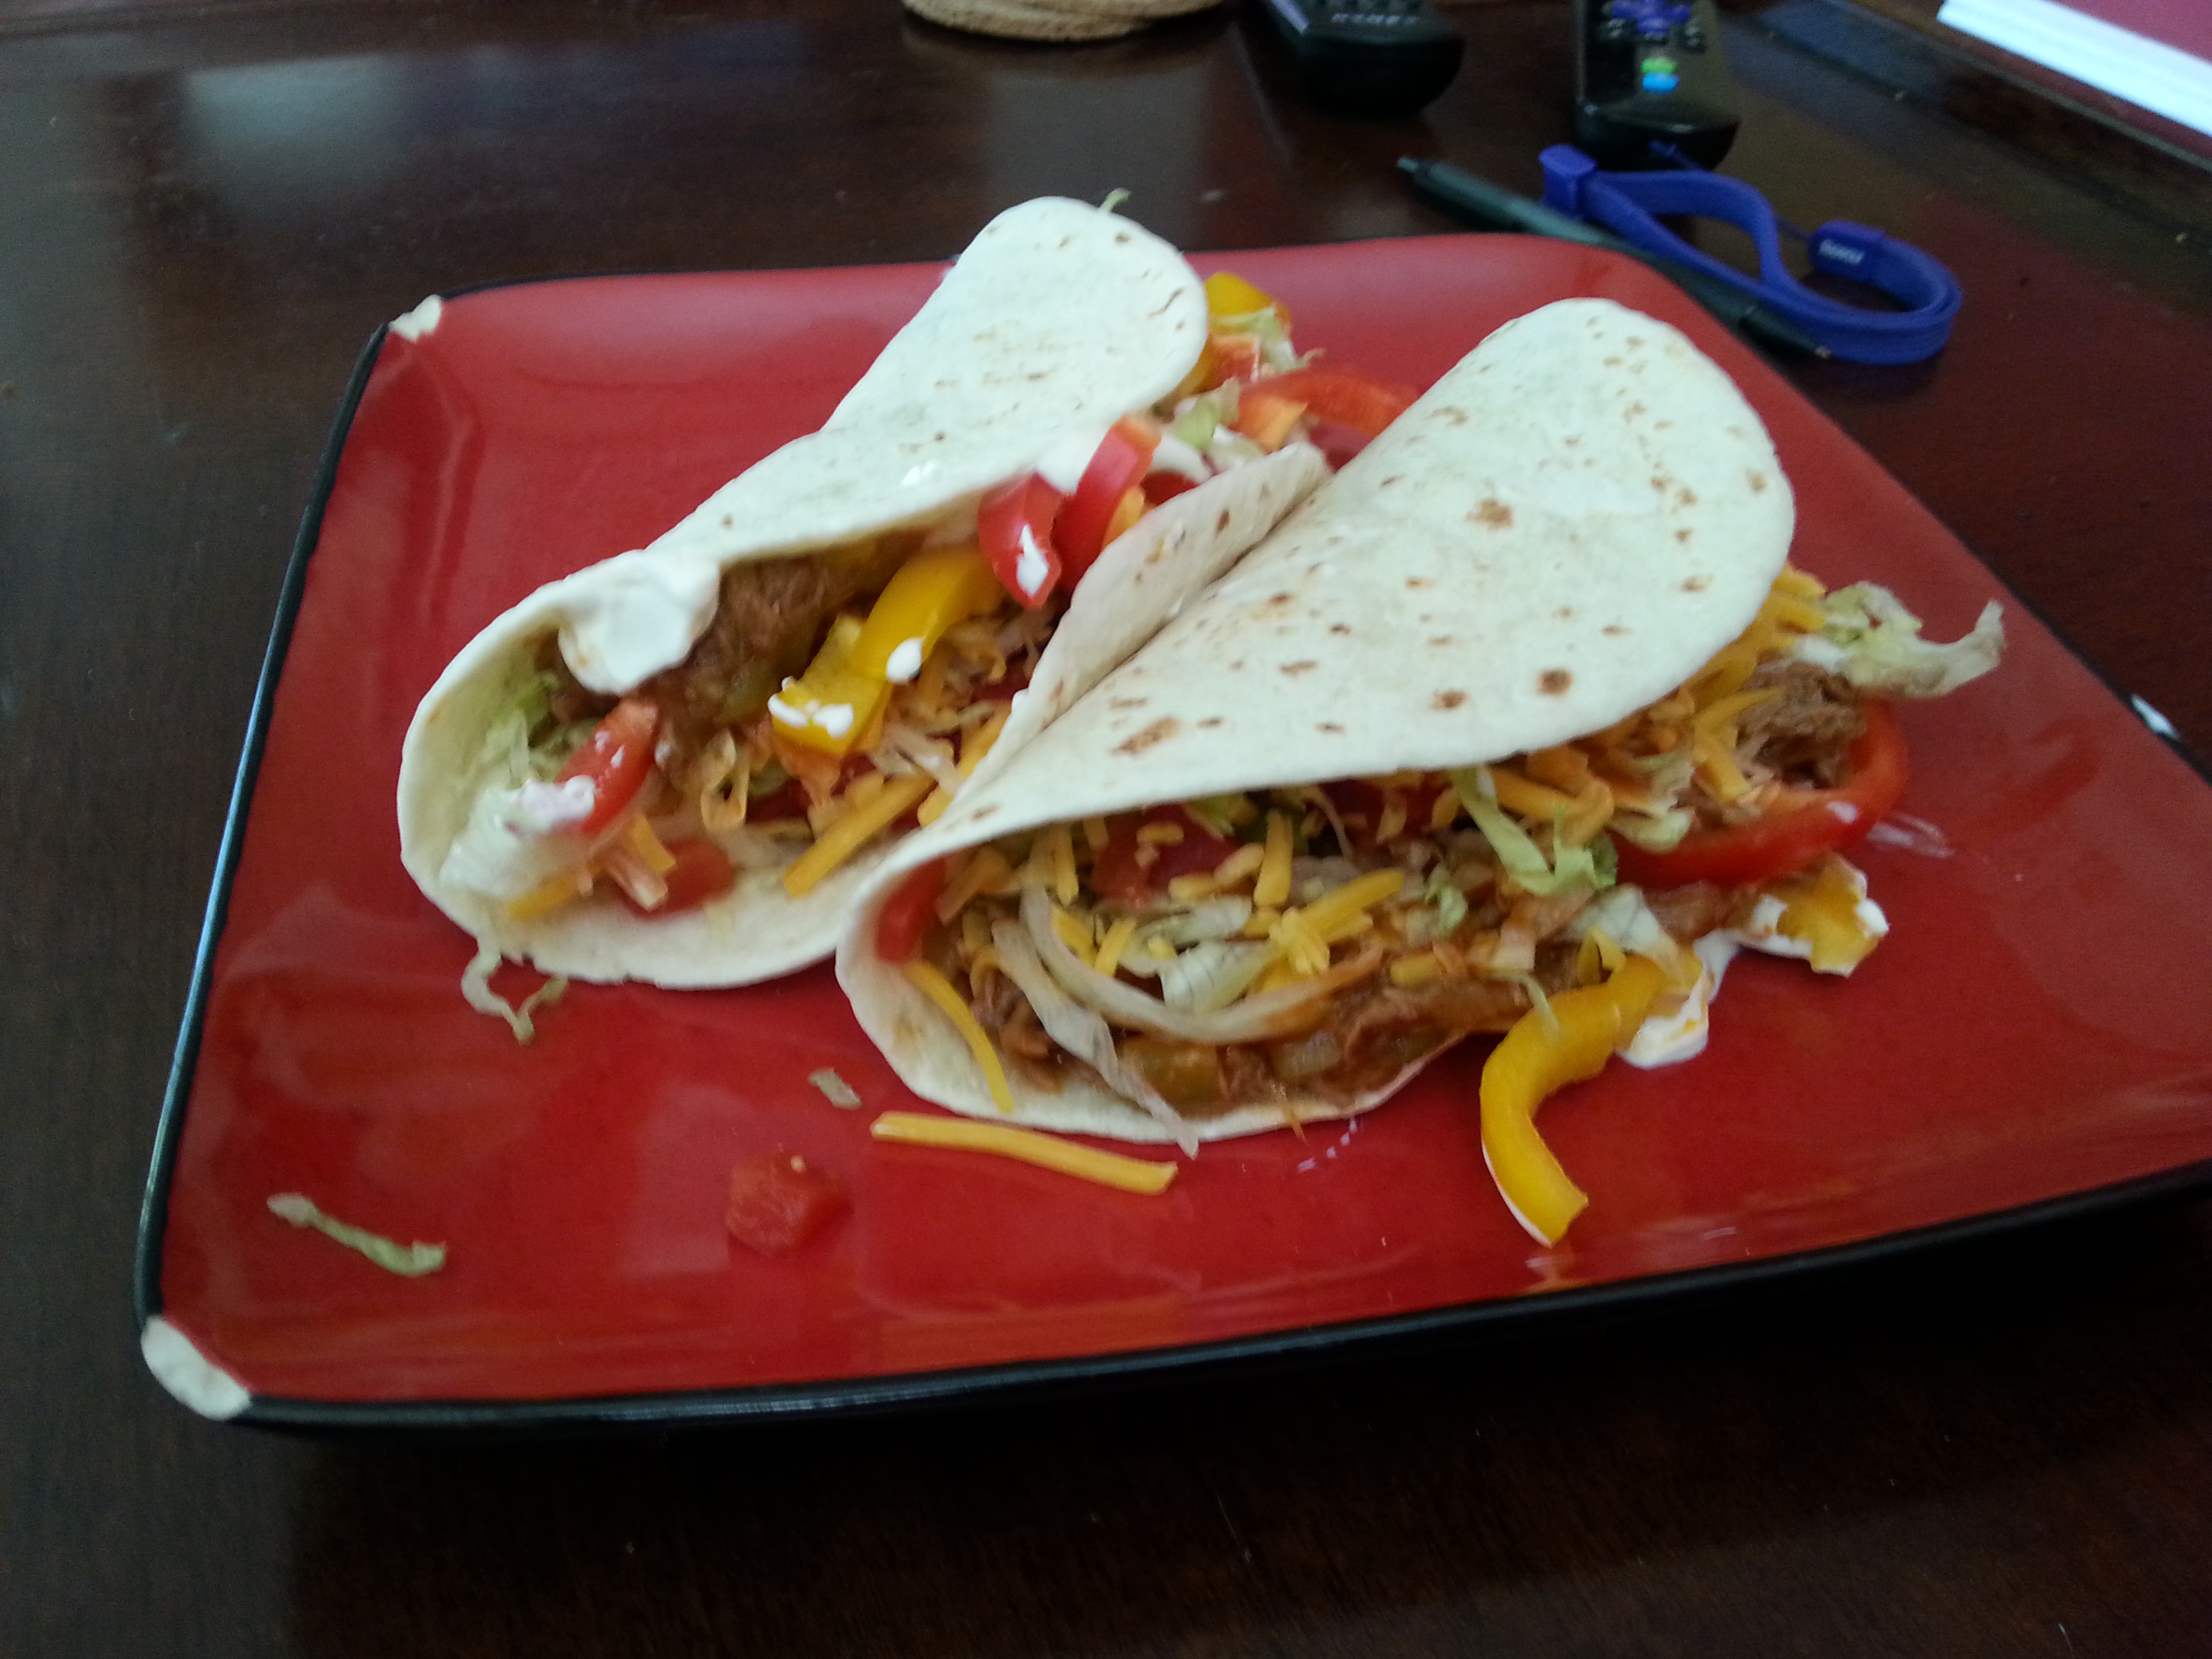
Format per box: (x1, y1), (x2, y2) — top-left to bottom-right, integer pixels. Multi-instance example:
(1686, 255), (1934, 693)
(1538, 144), (1964, 365)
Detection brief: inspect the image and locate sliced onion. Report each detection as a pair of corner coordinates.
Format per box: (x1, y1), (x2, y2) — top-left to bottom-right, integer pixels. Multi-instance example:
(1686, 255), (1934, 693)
(1020, 886), (1382, 1046)
(991, 922), (1195, 1153)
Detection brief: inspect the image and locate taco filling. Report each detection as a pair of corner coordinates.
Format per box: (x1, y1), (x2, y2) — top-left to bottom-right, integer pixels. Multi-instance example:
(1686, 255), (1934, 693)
(430, 270), (1416, 941)
(876, 567), (2002, 1235)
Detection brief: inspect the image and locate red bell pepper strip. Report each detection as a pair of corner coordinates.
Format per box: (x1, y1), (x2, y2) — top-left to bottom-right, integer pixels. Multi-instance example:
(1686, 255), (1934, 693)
(1613, 700), (1910, 889)
(1245, 367), (1419, 438)
(977, 474), (1065, 609)
(1057, 417), (1160, 580)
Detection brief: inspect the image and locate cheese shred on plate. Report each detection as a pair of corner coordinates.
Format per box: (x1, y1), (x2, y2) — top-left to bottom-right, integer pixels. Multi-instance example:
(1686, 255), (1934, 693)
(869, 1111), (1179, 1195)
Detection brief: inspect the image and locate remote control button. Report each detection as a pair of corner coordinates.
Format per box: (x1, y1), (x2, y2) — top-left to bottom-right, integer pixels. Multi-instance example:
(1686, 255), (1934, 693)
(1679, 24), (1705, 49)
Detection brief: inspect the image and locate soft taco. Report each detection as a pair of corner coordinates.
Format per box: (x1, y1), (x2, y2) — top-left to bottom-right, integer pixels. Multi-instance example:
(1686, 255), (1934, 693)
(397, 199), (1340, 1006)
(837, 297), (2003, 1241)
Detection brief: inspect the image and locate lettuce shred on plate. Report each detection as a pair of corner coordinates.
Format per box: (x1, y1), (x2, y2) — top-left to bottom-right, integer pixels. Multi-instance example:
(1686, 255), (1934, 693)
(266, 1193), (447, 1277)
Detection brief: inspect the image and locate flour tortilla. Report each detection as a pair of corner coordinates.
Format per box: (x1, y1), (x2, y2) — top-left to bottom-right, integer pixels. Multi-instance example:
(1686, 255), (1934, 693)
(838, 298), (1797, 1141)
(400, 197), (1330, 987)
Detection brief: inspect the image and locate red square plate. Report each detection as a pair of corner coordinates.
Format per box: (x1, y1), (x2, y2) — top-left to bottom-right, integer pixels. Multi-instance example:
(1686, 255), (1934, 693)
(136, 236), (2212, 1429)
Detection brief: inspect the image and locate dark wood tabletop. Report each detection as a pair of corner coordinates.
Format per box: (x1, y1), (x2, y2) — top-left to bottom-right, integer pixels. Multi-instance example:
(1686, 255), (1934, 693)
(9, 0), (2212, 1652)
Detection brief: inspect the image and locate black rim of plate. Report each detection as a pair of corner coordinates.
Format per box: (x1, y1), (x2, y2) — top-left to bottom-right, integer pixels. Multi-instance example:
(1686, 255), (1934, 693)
(131, 259), (2212, 1437)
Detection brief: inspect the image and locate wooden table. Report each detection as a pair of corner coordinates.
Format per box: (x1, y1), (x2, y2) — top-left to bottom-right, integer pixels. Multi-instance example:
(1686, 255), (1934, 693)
(9, 0), (2211, 1651)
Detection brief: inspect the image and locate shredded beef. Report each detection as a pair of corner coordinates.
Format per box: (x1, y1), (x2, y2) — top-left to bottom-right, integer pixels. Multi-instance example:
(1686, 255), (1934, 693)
(1317, 976), (1533, 1101)
(1643, 881), (1744, 944)
(1737, 660), (1864, 786)
(638, 543), (909, 779)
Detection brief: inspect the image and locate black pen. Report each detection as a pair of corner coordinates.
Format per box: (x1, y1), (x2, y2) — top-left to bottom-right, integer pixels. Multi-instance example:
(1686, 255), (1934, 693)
(1397, 157), (1829, 361)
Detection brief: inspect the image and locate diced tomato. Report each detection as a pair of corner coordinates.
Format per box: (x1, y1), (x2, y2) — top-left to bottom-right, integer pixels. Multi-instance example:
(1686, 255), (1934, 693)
(1613, 700), (1910, 889)
(875, 857), (947, 962)
(1322, 779), (1450, 851)
(1246, 368), (1420, 438)
(977, 474), (1065, 609)
(1058, 418), (1161, 581)
(617, 838), (735, 916)
(726, 1151), (848, 1258)
(1143, 471), (1200, 505)
(554, 698), (659, 838)
(1091, 806), (1235, 903)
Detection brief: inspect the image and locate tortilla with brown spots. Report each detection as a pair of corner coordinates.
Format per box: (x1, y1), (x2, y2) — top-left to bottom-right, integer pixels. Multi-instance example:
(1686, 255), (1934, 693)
(838, 298), (1794, 1141)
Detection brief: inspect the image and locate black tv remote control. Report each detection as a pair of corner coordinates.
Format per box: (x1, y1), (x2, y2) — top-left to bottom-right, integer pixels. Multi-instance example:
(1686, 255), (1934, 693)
(1574, 0), (1738, 168)
(1255, 0), (1465, 117)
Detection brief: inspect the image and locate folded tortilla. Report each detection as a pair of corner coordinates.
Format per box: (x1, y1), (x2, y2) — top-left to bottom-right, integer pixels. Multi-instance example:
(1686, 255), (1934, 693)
(398, 198), (1329, 987)
(838, 298), (1797, 1140)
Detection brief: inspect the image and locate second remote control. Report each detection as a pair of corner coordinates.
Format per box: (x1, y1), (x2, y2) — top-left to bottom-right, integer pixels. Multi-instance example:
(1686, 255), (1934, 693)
(1257, 0), (1465, 117)
(1574, 0), (1739, 169)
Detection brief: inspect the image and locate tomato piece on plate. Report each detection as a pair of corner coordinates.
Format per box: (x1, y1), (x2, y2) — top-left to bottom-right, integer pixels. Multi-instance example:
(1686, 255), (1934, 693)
(554, 697), (659, 838)
(875, 857), (948, 962)
(1090, 806), (1236, 904)
(1057, 417), (1161, 581)
(616, 838), (734, 916)
(977, 474), (1065, 609)
(1246, 368), (1419, 438)
(726, 1151), (848, 1258)
(1613, 700), (1910, 888)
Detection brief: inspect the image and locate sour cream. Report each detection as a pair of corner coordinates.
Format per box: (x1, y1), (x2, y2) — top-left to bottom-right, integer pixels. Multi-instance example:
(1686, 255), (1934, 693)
(554, 549), (723, 695)
(1618, 872), (1889, 1069)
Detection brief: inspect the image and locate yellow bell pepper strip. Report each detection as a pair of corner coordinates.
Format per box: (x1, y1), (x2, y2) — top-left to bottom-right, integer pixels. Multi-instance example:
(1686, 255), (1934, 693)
(1772, 855), (1885, 975)
(781, 769), (933, 897)
(770, 613), (890, 758)
(1204, 270), (1284, 324)
(848, 543), (1006, 683)
(1479, 954), (1668, 1245)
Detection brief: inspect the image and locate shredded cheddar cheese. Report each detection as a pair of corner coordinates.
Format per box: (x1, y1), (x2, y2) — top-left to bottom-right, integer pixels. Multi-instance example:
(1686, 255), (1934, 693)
(869, 1111), (1177, 1194)
(1254, 812), (1292, 907)
(784, 771), (934, 897)
(1093, 914), (1139, 979)
(901, 961), (1017, 1115)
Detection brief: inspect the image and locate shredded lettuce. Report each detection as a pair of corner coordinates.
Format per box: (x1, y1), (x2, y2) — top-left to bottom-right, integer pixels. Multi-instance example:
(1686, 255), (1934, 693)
(1422, 865), (1468, 935)
(1496, 971), (1559, 1036)
(266, 1193), (446, 1277)
(1184, 794), (1248, 839)
(808, 1068), (863, 1109)
(1169, 386), (1233, 450)
(1566, 884), (1684, 967)
(462, 937), (567, 1044)
(1792, 583), (2005, 698)
(1210, 306), (1305, 375)
(1450, 768), (1616, 898)
(1609, 806), (1693, 853)
(476, 663), (597, 789)
(1158, 939), (1276, 1013)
